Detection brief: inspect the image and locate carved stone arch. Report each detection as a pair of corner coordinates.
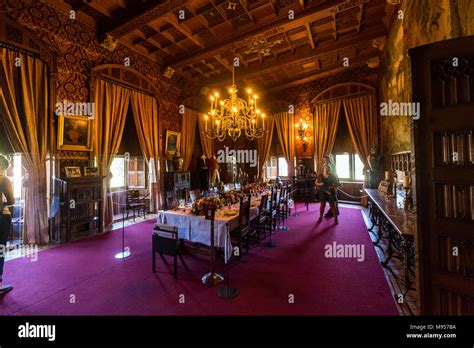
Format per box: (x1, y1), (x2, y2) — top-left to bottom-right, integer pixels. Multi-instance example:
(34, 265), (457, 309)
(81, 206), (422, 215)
(90, 64), (160, 99)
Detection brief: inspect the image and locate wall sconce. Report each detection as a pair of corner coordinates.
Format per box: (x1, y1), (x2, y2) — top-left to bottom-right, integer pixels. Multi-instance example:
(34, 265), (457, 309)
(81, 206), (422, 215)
(295, 117), (310, 152)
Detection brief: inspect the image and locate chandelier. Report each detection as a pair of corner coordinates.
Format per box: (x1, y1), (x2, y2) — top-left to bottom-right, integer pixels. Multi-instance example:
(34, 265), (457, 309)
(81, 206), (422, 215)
(203, 66), (268, 142)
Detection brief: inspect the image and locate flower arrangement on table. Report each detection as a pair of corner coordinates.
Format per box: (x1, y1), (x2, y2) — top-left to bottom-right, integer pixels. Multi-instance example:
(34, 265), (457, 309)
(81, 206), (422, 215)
(221, 190), (242, 205)
(242, 182), (268, 195)
(191, 196), (223, 215)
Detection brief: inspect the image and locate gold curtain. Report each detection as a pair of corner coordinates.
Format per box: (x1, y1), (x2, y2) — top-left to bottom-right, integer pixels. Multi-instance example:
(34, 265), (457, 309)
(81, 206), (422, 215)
(274, 112), (295, 177)
(129, 90), (161, 211)
(257, 116), (274, 179)
(181, 108), (197, 171)
(313, 100), (341, 174)
(94, 79), (131, 229)
(0, 49), (49, 244)
(343, 94), (376, 205)
(197, 113), (214, 159)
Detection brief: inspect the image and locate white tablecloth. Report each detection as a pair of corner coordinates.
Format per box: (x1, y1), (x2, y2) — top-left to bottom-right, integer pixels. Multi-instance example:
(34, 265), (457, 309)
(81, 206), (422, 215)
(158, 200), (259, 262)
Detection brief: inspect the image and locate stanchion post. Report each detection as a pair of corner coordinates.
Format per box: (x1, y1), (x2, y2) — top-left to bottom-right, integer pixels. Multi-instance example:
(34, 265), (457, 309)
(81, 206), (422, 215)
(115, 205), (131, 259)
(202, 205), (224, 286)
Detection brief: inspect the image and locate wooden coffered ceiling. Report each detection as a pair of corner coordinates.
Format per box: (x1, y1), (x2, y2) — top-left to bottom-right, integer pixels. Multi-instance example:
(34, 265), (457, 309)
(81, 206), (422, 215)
(54, 0), (397, 92)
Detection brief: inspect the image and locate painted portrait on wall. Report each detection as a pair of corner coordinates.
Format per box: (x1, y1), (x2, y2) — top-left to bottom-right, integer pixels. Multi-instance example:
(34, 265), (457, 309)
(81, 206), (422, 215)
(57, 115), (92, 151)
(165, 130), (181, 156)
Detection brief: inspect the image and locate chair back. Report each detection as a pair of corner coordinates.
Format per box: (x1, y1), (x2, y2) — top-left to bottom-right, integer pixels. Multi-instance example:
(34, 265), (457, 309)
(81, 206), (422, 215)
(153, 224), (179, 255)
(126, 189), (140, 204)
(258, 194), (268, 214)
(271, 187), (278, 210)
(280, 186), (287, 201)
(238, 193), (251, 227)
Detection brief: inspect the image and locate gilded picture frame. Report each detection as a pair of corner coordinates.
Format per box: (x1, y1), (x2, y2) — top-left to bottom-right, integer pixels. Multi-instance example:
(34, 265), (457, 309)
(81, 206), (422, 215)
(57, 115), (93, 151)
(165, 130), (181, 156)
(65, 166), (82, 178)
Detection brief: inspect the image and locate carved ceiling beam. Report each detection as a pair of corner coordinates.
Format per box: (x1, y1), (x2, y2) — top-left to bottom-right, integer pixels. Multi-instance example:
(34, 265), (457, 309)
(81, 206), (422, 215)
(332, 14), (338, 40)
(357, 3), (364, 33)
(166, 0), (346, 69)
(214, 55), (233, 73)
(105, 1), (187, 39)
(163, 13), (205, 48)
(266, 50), (380, 92)
(283, 31), (295, 54)
(306, 23), (316, 49)
(205, 24), (385, 87)
(210, 0), (233, 29)
(240, 0), (256, 24)
(269, 0), (279, 16)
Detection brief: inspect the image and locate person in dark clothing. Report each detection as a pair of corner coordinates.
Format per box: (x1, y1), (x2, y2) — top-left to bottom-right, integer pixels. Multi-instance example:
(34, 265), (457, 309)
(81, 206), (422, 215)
(0, 154), (14, 294)
(322, 155), (339, 217)
(316, 164), (340, 225)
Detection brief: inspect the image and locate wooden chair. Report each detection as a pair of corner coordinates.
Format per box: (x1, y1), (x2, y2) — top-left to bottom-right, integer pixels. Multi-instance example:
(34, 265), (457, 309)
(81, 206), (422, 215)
(253, 194), (268, 242)
(152, 224), (189, 278)
(230, 193), (251, 261)
(126, 189), (146, 221)
(264, 187), (278, 236)
(278, 185), (289, 221)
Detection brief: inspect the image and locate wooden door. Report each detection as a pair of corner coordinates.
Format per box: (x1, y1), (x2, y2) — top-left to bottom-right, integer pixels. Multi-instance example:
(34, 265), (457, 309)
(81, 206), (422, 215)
(410, 36), (474, 315)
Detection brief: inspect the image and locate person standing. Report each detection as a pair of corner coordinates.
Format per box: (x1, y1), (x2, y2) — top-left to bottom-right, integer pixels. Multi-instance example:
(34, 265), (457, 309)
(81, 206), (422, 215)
(0, 154), (14, 294)
(322, 155), (339, 217)
(315, 165), (340, 225)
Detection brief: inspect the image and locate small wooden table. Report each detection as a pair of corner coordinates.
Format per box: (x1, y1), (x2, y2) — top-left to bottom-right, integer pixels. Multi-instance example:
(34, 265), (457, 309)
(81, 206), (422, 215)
(364, 189), (416, 297)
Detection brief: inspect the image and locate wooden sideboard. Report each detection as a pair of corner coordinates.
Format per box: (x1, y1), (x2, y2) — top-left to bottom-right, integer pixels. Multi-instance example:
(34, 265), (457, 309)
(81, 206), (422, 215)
(365, 188), (417, 299)
(54, 176), (104, 242)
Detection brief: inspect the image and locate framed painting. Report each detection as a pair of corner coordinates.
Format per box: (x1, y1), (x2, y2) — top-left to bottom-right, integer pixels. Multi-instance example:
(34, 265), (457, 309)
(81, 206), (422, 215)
(57, 115), (93, 151)
(65, 167), (82, 178)
(84, 167), (99, 177)
(165, 130), (181, 156)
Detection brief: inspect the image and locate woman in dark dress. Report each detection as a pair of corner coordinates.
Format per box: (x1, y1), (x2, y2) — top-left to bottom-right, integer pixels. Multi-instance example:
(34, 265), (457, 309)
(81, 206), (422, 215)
(316, 164), (340, 225)
(0, 154), (14, 294)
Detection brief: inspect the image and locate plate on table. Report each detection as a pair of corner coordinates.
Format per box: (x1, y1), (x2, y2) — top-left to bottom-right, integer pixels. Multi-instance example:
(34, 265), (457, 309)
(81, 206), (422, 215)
(222, 209), (238, 216)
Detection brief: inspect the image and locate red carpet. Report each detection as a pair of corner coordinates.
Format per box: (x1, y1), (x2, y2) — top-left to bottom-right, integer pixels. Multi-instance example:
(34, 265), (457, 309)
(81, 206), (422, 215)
(0, 204), (398, 315)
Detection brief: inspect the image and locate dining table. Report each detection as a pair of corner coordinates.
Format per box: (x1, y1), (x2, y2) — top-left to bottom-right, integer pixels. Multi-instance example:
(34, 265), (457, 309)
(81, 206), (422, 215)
(157, 195), (263, 262)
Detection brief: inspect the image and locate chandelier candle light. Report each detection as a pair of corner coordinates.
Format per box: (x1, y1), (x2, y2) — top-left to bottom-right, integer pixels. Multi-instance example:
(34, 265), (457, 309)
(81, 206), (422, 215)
(203, 67), (268, 142)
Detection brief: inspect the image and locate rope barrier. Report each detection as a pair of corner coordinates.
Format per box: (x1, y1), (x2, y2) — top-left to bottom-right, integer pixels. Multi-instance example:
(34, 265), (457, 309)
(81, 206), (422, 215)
(282, 185), (368, 200)
(267, 184), (368, 203)
(336, 188), (368, 199)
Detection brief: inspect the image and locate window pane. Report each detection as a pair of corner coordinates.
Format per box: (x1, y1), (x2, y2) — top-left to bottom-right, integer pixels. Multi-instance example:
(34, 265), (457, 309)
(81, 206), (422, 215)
(335, 154), (350, 178)
(149, 158), (157, 184)
(354, 154), (365, 181)
(278, 157), (288, 177)
(110, 157), (125, 188)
